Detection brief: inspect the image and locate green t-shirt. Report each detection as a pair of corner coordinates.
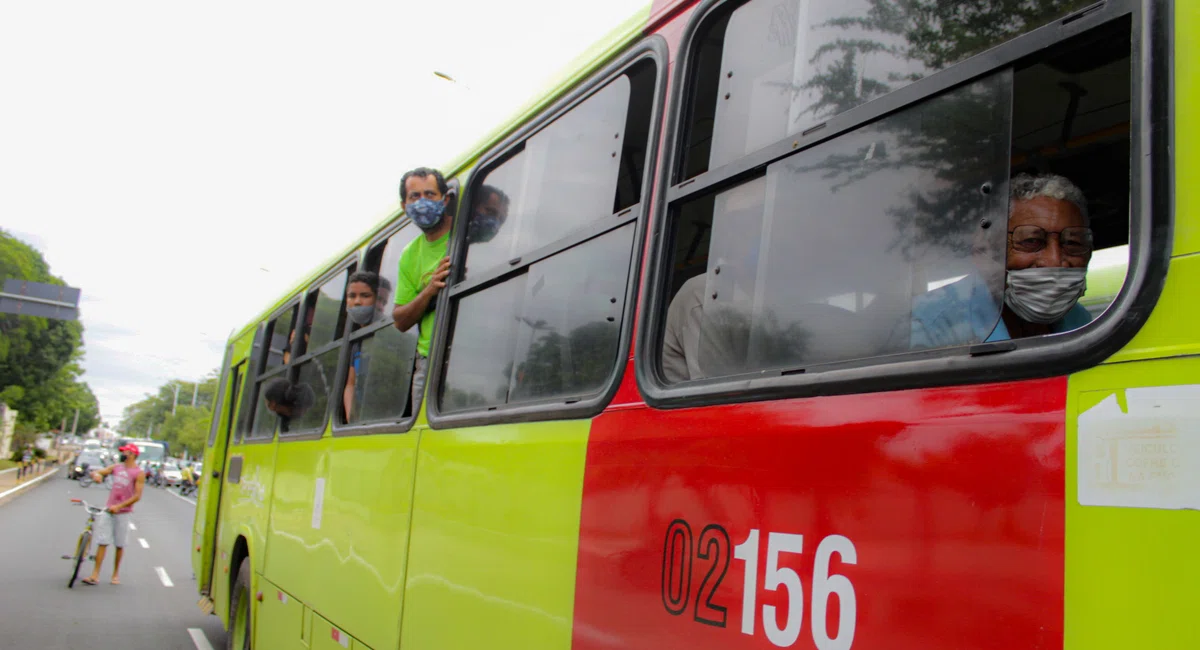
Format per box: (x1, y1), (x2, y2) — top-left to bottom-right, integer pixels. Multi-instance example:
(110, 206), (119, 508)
(395, 231), (450, 357)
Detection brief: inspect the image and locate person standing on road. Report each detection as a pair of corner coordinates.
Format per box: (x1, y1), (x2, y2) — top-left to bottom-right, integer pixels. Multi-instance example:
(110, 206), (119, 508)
(18, 445), (36, 479)
(81, 444), (145, 586)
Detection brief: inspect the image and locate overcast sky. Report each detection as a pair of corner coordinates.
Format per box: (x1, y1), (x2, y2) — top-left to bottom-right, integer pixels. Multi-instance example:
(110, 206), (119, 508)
(1, 0), (648, 427)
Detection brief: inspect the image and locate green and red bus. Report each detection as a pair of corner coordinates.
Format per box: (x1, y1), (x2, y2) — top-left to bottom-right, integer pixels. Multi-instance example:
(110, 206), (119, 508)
(193, 1), (1196, 648)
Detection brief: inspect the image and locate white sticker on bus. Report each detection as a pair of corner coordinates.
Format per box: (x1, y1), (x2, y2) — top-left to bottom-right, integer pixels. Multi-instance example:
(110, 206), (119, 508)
(1078, 385), (1200, 510)
(312, 478), (325, 529)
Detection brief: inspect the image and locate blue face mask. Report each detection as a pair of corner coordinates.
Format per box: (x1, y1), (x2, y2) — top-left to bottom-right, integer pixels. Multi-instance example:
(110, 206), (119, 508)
(407, 198), (446, 231)
(468, 213), (502, 243)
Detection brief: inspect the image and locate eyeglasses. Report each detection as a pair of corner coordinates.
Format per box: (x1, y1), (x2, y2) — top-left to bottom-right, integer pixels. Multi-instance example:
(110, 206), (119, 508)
(1008, 225), (1093, 256)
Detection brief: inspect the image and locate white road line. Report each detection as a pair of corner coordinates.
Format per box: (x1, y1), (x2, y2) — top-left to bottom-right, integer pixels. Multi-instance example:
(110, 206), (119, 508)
(0, 466), (59, 500)
(155, 566), (174, 587)
(188, 628), (215, 650)
(165, 488), (197, 506)
(138, 538), (149, 548)
(129, 522), (137, 531)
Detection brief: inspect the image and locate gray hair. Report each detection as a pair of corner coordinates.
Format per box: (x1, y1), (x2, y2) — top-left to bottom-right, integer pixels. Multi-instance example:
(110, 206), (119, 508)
(1010, 173), (1088, 223)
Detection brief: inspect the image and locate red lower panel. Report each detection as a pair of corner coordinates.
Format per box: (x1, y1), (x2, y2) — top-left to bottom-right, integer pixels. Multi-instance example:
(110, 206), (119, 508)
(572, 378), (1066, 650)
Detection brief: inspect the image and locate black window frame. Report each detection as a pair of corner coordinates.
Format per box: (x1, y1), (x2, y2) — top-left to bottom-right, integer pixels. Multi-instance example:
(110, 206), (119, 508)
(426, 36), (669, 428)
(330, 216), (427, 437)
(635, 0), (1172, 409)
(278, 255), (359, 440)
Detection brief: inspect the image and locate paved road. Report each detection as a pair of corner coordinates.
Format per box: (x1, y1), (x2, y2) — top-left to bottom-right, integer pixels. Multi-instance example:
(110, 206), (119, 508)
(0, 468), (228, 650)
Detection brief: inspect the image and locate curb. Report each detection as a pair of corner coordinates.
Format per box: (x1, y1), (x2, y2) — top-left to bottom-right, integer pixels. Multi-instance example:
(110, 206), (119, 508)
(0, 467), (60, 503)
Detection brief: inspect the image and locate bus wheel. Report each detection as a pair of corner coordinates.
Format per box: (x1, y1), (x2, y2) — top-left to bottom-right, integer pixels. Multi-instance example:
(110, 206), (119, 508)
(228, 560), (252, 650)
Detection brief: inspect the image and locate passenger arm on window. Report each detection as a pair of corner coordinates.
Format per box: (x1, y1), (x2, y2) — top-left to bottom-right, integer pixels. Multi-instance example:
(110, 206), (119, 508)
(392, 257), (450, 332)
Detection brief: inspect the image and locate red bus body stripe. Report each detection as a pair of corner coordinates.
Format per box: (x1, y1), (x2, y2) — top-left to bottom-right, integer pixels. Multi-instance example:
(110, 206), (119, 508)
(574, 377), (1067, 649)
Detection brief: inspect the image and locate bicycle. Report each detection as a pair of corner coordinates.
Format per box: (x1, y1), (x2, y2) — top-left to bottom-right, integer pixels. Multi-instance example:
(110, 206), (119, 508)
(64, 498), (103, 588)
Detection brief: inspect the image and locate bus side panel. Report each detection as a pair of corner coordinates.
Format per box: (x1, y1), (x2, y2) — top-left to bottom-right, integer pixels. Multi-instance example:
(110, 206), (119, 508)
(1064, 252), (1200, 648)
(192, 360), (239, 592)
(400, 420), (589, 648)
(213, 440), (278, 624)
(194, 335), (252, 595)
(266, 431), (419, 650)
(573, 379), (1067, 650)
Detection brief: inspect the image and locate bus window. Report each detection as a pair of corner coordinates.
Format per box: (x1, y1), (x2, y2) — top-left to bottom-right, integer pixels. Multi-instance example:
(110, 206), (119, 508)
(665, 73), (1012, 378)
(439, 57), (658, 416)
(682, 0), (1096, 178)
(657, 3), (1133, 384)
(244, 305), (298, 439)
(1010, 20), (1132, 323)
(283, 268), (351, 434)
(297, 269), (349, 357)
(340, 225), (420, 426)
(265, 305), (297, 370)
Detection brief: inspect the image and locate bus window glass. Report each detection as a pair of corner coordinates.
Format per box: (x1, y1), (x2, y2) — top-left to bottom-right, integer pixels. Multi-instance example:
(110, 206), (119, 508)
(265, 306), (297, 370)
(462, 151), (524, 277)
(250, 387), (276, 438)
(691, 0), (1094, 175)
(442, 58), (656, 415)
(374, 226), (414, 311)
(340, 226), (419, 426)
(665, 71), (1012, 379)
(347, 326), (418, 423)
(288, 349), (338, 432)
(442, 275), (526, 411)
(302, 269), (349, 354)
(509, 224), (633, 402)
(464, 76), (631, 278)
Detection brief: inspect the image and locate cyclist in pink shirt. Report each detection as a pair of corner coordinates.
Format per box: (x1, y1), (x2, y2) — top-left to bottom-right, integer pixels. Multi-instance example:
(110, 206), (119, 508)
(81, 444), (145, 586)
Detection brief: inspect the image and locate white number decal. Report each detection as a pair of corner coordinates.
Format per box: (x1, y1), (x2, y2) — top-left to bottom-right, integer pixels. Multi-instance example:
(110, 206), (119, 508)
(732, 529), (858, 649)
(811, 534), (858, 650)
(733, 528), (759, 635)
(763, 532), (805, 646)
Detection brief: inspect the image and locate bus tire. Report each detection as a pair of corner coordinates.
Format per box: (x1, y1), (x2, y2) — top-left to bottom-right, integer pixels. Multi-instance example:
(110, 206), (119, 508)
(228, 559), (252, 650)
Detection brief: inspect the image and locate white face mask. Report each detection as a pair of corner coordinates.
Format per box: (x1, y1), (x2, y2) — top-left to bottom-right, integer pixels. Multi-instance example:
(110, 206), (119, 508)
(1004, 267), (1088, 324)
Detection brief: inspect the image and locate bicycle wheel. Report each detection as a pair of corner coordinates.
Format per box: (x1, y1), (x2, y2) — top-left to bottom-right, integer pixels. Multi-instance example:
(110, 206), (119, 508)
(68, 530), (91, 589)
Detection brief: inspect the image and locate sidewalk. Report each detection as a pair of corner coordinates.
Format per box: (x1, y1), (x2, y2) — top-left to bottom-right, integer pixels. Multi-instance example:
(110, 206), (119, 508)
(0, 463), (60, 505)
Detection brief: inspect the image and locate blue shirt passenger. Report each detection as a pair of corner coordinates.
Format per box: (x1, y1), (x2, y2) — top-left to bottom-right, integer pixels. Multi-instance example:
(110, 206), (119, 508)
(911, 273), (1093, 350)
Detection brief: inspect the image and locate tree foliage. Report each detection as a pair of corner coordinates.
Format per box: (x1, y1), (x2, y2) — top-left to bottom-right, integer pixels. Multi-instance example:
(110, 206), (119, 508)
(119, 372), (219, 457)
(0, 229), (99, 432)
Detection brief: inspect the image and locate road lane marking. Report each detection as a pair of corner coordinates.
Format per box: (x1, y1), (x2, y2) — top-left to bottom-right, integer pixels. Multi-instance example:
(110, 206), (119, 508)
(138, 538), (149, 548)
(0, 466), (59, 500)
(155, 566), (174, 587)
(166, 488), (197, 506)
(129, 522), (136, 530)
(188, 628), (215, 650)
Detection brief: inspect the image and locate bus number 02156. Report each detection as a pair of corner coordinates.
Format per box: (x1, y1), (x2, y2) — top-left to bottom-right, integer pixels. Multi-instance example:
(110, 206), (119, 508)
(660, 520), (858, 650)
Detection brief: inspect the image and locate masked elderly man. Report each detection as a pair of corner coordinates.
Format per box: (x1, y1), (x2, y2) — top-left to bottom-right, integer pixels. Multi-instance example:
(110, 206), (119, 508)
(912, 173), (1094, 349)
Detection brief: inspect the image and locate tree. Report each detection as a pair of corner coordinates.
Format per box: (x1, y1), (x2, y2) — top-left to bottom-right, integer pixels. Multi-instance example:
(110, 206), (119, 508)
(0, 230), (98, 431)
(119, 373), (220, 439)
(159, 407), (211, 458)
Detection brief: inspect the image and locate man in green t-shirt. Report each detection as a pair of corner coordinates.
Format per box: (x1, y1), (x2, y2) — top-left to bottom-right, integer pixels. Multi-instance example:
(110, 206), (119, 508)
(392, 166), (452, 415)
